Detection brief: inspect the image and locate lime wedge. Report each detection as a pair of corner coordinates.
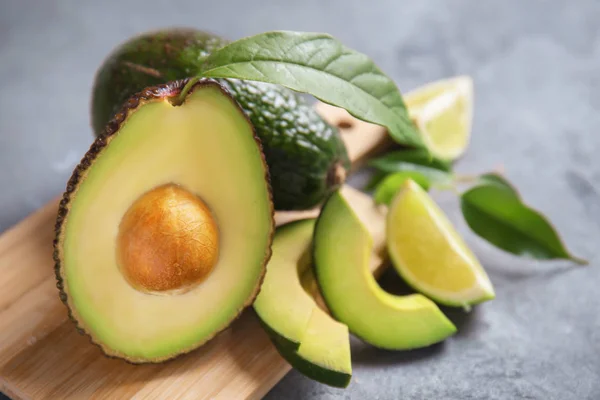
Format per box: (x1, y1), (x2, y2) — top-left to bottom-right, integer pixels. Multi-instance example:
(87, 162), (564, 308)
(405, 76), (473, 161)
(386, 179), (495, 307)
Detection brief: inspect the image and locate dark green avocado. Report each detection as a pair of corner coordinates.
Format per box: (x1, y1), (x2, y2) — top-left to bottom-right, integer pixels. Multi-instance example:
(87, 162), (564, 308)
(91, 29), (350, 210)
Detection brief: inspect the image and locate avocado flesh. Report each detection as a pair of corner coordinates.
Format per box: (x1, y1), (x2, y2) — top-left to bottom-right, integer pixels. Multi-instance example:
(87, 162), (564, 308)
(313, 191), (456, 350)
(254, 219), (352, 387)
(92, 29), (350, 210)
(56, 81), (273, 362)
(300, 185), (389, 312)
(253, 220), (316, 347)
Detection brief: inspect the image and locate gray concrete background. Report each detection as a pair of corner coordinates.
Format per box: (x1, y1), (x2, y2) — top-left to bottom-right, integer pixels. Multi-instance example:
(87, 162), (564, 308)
(1, 0), (599, 399)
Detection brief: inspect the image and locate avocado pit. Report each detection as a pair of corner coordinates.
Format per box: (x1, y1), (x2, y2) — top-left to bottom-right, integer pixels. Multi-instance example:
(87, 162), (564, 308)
(116, 184), (219, 294)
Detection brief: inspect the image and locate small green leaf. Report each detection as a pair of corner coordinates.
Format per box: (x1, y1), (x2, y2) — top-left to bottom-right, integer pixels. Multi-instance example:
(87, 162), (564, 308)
(199, 31), (425, 149)
(364, 171), (388, 191)
(374, 172), (430, 205)
(370, 149), (452, 172)
(477, 173), (518, 194)
(368, 157), (453, 186)
(461, 183), (587, 264)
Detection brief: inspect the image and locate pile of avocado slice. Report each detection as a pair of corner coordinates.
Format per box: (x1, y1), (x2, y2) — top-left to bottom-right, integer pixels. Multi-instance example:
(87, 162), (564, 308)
(254, 187), (456, 388)
(53, 28), (456, 388)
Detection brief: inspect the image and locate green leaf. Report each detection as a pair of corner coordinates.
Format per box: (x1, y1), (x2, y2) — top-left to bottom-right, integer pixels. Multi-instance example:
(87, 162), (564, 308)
(368, 157), (453, 186)
(461, 183), (587, 264)
(198, 31), (425, 149)
(477, 173), (518, 194)
(364, 171), (388, 191)
(374, 172), (431, 205)
(370, 149), (452, 172)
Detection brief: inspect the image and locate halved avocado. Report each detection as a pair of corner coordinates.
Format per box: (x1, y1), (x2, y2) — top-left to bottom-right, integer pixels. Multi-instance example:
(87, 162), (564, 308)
(313, 190), (456, 350)
(254, 219), (351, 387)
(54, 79), (274, 363)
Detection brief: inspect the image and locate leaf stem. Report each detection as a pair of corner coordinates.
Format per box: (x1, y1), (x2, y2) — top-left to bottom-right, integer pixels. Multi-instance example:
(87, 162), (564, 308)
(170, 77), (200, 106)
(430, 182), (457, 193)
(453, 174), (480, 184)
(570, 255), (590, 266)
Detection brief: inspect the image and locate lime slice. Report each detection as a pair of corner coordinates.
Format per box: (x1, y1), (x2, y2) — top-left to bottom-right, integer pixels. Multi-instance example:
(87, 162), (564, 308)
(404, 76), (473, 161)
(386, 179), (495, 307)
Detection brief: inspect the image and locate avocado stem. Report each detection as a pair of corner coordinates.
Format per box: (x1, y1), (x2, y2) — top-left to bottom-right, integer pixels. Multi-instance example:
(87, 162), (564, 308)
(171, 77), (200, 106)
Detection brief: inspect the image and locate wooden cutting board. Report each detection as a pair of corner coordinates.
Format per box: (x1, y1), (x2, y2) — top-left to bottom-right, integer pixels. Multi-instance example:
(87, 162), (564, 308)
(0, 103), (392, 400)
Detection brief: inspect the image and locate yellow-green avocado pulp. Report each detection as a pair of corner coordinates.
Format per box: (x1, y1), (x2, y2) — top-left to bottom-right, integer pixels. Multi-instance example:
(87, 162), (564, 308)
(313, 190), (456, 350)
(254, 219), (352, 388)
(55, 80), (274, 362)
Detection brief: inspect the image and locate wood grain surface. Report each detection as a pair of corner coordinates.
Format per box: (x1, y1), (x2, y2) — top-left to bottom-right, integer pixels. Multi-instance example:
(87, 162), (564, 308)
(0, 103), (390, 400)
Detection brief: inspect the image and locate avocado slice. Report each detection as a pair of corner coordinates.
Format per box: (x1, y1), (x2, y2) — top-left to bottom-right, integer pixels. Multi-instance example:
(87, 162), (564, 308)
(254, 220), (315, 348)
(270, 306), (352, 388)
(92, 29), (350, 210)
(299, 185), (389, 311)
(54, 79), (274, 363)
(313, 190), (457, 350)
(254, 219), (351, 387)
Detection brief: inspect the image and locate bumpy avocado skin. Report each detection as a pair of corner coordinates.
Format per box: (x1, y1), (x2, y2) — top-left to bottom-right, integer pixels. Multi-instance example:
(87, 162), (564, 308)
(92, 29), (350, 210)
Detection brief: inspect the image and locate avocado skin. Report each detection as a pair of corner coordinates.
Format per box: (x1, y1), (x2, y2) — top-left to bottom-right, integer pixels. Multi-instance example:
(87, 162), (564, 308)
(92, 29), (350, 210)
(258, 317), (351, 388)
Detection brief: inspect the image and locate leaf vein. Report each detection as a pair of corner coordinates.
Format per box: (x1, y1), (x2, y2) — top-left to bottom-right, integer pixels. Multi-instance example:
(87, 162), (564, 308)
(204, 59), (405, 119)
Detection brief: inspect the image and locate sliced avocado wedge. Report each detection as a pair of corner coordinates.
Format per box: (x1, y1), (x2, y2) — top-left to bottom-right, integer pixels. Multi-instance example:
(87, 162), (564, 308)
(299, 186), (389, 312)
(253, 220), (315, 348)
(313, 190), (457, 350)
(254, 219), (352, 388)
(54, 79), (274, 363)
(271, 306), (351, 388)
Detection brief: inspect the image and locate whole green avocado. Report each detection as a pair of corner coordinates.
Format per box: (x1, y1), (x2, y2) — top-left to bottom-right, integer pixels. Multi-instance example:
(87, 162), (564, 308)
(92, 29), (350, 210)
